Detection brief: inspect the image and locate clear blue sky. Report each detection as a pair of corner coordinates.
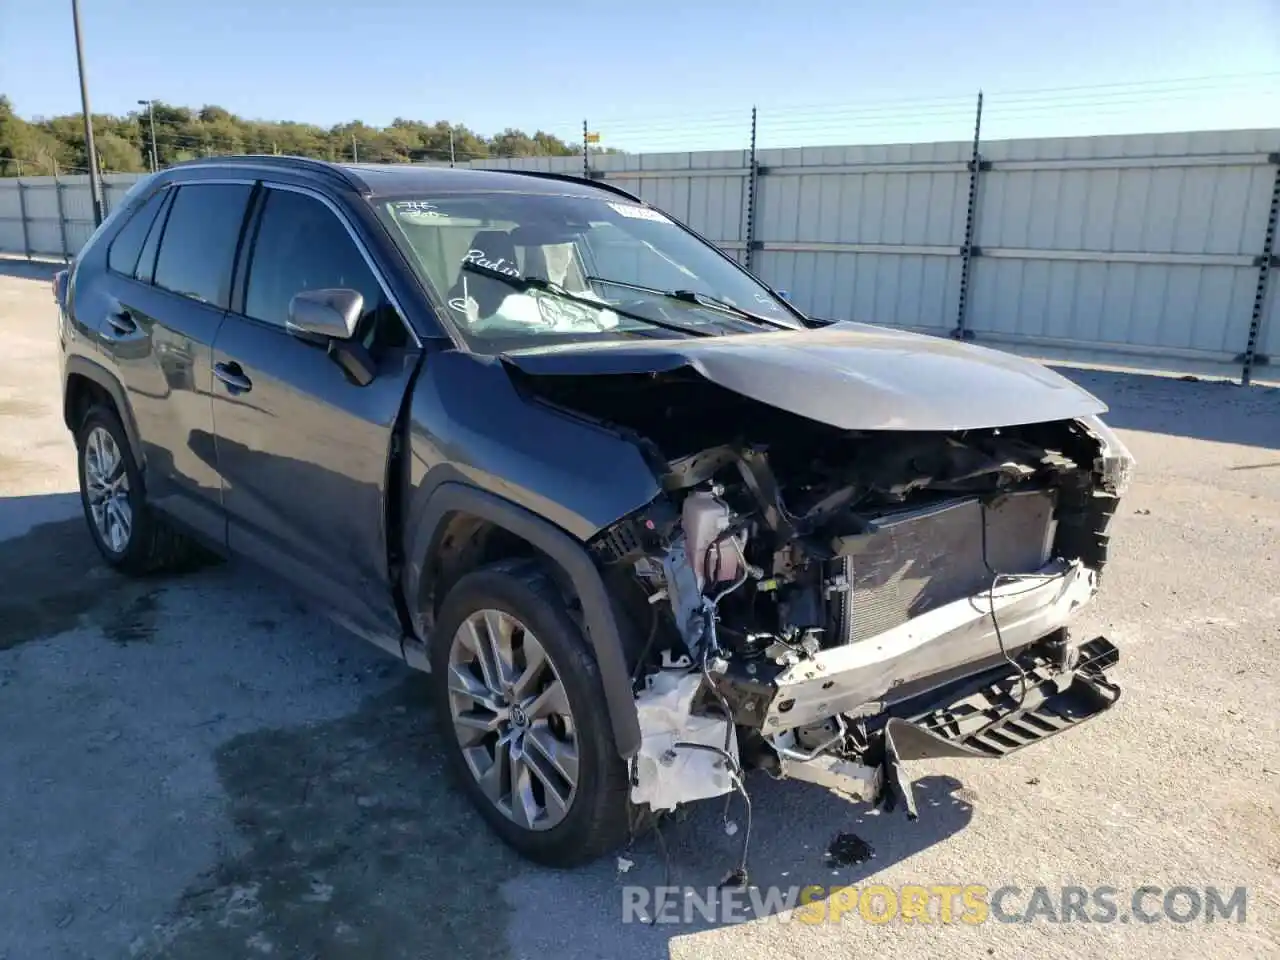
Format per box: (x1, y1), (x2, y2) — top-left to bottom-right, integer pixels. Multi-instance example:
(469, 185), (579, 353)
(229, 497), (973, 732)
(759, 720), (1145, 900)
(2, 0), (1277, 151)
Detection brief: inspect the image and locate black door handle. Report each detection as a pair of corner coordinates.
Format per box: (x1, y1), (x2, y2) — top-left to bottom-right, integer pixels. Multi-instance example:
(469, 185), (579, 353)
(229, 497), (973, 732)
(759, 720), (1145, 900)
(214, 361), (253, 393)
(106, 310), (137, 337)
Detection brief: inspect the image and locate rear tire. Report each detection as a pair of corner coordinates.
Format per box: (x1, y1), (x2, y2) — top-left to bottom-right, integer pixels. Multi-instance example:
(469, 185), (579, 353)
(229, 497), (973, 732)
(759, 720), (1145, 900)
(75, 405), (202, 576)
(429, 558), (631, 867)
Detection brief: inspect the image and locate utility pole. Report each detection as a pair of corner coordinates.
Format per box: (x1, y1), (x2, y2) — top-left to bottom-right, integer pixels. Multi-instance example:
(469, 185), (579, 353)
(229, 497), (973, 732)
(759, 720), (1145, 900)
(448, 128), (456, 167)
(351, 134), (358, 163)
(138, 99), (158, 172)
(71, 0), (104, 226)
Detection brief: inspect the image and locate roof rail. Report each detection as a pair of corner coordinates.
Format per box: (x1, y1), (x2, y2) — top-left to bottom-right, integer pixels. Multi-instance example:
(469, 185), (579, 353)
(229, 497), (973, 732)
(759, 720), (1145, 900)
(167, 155), (368, 192)
(496, 168), (641, 202)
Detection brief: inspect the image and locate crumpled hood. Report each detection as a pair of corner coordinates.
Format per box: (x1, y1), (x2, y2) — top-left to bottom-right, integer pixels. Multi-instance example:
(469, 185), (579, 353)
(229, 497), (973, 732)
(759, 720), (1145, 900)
(501, 322), (1106, 431)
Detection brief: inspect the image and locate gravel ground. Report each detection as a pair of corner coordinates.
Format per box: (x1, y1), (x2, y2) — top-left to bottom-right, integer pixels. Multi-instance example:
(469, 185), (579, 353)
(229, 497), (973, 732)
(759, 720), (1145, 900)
(1, 259), (1277, 960)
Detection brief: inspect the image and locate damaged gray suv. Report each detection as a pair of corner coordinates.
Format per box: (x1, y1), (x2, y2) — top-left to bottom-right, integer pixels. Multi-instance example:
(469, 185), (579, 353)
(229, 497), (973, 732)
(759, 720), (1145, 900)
(56, 156), (1132, 867)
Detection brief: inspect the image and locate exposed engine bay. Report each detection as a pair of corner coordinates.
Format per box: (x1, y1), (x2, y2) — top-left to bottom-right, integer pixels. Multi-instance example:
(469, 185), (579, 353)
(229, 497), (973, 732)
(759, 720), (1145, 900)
(528, 367), (1134, 825)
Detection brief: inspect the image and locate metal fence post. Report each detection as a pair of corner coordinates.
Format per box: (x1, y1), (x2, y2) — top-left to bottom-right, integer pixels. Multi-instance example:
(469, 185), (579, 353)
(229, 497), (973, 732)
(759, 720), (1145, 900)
(744, 106), (760, 272)
(953, 91), (985, 340)
(1240, 155), (1280, 386)
(54, 176), (71, 263)
(16, 179), (32, 261)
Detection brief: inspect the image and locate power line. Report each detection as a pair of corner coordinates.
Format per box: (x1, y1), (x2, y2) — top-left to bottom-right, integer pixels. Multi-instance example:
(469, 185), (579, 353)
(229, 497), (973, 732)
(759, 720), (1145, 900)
(535, 71), (1280, 131)
(593, 84), (1279, 140)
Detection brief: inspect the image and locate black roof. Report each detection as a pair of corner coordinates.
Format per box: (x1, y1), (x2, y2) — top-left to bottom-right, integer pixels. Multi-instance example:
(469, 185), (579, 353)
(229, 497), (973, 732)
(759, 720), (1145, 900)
(168, 155), (639, 201)
(340, 163), (640, 200)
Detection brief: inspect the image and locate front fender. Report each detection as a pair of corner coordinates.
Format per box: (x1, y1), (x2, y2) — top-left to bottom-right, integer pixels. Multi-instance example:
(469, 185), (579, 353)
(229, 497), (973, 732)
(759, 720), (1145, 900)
(402, 481), (642, 760)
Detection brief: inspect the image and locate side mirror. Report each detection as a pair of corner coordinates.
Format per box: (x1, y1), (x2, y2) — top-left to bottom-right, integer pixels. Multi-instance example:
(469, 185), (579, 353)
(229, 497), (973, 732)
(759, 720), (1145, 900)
(287, 288), (363, 340)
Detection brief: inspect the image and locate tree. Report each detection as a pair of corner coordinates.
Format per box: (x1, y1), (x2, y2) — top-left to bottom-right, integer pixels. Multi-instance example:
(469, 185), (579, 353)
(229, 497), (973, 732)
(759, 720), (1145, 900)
(490, 128), (539, 157)
(0, 94), (593, 176)
(95, 132), (146, 173)
(0, 96), (70, 174)
(533, 130), (576, 156)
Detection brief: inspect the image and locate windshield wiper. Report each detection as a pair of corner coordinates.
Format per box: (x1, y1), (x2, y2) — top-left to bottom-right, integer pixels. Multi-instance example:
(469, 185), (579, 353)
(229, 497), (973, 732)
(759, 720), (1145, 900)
(460, 263), (714, 338)
(584, 276), (796, 330)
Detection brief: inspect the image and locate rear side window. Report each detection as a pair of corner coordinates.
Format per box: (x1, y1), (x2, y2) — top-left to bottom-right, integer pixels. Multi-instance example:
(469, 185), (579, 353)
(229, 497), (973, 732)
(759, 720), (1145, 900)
(153, 183), (253, 308)
(133, 190), (173, 283)
(106, 189), (166, 277)
(244, 188), (407, 350)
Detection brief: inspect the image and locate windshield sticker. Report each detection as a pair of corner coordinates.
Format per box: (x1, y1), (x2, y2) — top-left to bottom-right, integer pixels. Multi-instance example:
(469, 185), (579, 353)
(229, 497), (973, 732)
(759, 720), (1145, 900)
(393, 200), (448, 219)
(463, 248), (520, 277)
(606, 201), (671, 224)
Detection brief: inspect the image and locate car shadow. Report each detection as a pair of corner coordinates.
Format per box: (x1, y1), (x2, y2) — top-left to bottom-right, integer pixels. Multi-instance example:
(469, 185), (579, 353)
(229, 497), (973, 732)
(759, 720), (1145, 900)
(0, 493), (977, 960)
(0, 491), (82, 541)
(1049, 365), (1280, 450)
(499, 771), (973, 958)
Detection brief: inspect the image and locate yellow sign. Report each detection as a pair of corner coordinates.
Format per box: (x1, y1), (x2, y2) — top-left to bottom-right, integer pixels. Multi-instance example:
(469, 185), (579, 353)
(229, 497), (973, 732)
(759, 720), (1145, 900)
(584, 132), (601, 143)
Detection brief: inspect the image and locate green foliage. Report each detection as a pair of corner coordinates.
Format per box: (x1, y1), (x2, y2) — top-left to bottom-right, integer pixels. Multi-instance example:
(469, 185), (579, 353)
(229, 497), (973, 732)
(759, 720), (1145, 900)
(0, 95), (617, 176)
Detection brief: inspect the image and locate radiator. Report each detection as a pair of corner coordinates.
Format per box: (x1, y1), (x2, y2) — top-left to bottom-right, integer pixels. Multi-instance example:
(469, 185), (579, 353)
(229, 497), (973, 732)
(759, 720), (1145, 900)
(831, 489), (1058, 643)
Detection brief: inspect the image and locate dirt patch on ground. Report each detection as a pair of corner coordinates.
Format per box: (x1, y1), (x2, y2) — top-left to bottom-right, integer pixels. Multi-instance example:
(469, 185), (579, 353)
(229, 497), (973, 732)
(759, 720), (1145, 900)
(0, 450), (59, 483)
(131, 677), (521, 960)
(0, 518), (162, 650)
(0, 396), (48, 418)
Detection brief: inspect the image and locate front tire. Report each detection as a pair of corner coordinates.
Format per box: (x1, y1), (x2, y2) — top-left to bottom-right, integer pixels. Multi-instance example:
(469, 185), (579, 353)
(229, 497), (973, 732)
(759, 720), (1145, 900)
(429, 559), (631, 867)
(75, 405), (200, 575)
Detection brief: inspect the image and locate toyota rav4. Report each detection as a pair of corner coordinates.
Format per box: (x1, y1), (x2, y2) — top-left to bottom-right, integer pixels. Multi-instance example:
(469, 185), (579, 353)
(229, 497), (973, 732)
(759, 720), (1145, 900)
(55, 156), (1132, 867)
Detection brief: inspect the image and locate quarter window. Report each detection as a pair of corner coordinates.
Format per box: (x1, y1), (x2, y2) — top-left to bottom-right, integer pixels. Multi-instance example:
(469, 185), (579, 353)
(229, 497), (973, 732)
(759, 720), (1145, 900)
(133, 190), (172, 283)
(106, 189), (166, 278)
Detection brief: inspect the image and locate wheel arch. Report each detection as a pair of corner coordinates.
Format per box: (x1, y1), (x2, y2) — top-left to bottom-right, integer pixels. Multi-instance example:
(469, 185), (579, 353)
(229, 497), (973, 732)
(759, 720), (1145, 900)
(404, 481), (642, 759)
(63, 356), (144, 469)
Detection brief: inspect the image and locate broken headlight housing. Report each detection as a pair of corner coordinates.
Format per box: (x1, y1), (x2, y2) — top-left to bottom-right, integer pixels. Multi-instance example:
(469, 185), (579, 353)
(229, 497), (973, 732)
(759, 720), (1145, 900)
(1080, 415), (1136, 496)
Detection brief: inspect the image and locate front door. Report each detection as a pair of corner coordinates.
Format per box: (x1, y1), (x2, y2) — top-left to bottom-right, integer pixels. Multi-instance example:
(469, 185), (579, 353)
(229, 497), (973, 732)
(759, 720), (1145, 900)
(209, 184), (421, 634)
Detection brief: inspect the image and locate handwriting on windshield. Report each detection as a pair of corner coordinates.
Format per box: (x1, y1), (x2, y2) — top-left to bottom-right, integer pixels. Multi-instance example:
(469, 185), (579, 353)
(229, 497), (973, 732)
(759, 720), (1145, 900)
(393, 200), (449, 219)
(463, 249), (520, 277)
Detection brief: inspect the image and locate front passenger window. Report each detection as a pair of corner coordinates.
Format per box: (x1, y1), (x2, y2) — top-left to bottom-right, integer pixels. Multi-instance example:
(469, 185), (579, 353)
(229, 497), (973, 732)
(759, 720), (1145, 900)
(244, 189), (407, 351)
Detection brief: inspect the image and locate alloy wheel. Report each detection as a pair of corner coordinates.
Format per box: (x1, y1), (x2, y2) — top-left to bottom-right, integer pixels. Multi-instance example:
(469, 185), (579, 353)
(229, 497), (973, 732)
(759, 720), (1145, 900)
(447, 608), (580, 831)
(84, 426), (132, 553)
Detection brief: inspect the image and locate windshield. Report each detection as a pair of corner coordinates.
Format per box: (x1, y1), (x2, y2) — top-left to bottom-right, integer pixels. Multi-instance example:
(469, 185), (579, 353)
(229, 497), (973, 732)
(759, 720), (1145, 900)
(376, 191), (803, 352)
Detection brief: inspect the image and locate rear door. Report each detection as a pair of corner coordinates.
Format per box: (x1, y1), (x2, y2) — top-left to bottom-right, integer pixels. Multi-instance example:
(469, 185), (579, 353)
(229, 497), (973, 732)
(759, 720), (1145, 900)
(210, 183), (421, 634)
(97, 179), (254, 544)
